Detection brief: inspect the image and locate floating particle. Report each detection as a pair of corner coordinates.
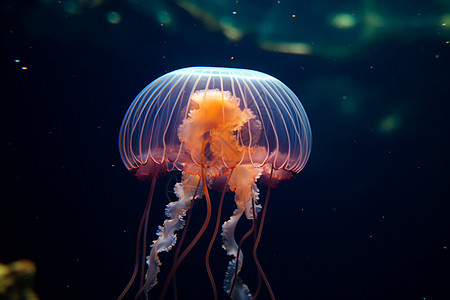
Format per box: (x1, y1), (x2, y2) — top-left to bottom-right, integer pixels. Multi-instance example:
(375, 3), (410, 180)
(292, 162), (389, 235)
(106, 11), (122, 24)
(379, 113), (401, 133)
(331, 13), (356, 29)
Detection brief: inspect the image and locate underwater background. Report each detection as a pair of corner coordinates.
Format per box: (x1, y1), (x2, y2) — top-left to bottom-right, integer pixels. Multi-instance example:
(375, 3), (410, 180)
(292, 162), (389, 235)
(1, 0), (450, 299)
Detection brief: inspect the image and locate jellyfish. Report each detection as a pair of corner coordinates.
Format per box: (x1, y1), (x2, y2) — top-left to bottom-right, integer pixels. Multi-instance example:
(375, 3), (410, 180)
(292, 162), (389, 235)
(118, 67), (311, 300)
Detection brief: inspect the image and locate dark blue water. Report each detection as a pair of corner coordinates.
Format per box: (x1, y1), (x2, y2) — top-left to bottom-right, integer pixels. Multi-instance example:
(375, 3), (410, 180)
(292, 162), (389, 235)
(2, 1), (449, 299)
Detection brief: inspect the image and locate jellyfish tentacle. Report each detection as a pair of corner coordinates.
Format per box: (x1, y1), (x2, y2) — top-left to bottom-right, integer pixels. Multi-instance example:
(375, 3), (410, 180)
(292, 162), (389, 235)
(230, 191), (260, 296)
(223, 165), (263, 299)
(172, 204), (192, 300)
(139, 177), (155, 289)
(160, 137), (214, 300)
(158, 174), (211, 299)
(201, 173), (218, 300)
(137, 173), (202, 297)
(172, 179), (201, 300)
(222, 208), (249, 299)
(251, 188), (262, 300)
(200, 136), (219, 300)
(205, 169), (234, 300)
(229, 222), (254, 296)
(118, 176), (156, 300)
(252, 167), (275, 300)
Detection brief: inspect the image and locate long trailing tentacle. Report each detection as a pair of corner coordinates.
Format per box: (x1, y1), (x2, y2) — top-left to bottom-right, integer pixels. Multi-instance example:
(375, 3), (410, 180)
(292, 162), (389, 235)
(222, 208), (249, 299)
(252, 190), (262, 300)
(139, 179), (155, 292)
(118, 176), (156, 300)
(229, 222), (254, 296)
(205, 169), (234, 300)
(252, 166), (275, 300)
(172, 180), (200, 300)
(171, 206), (192, 300)
(230, 190), (261, 296)
(223, 165), (262, 300)
(134, 173), (202, 300)
(159, 137), (213, 300)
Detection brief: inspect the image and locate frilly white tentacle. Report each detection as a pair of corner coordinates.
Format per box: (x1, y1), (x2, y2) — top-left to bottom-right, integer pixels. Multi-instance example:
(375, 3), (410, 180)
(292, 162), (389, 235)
(222, 208), (251, 299)
(143, 173), (202, 294)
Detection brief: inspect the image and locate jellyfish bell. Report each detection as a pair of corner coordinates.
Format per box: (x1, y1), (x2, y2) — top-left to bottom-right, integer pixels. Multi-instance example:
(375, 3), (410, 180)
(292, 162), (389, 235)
(118, 66), (312, 299)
